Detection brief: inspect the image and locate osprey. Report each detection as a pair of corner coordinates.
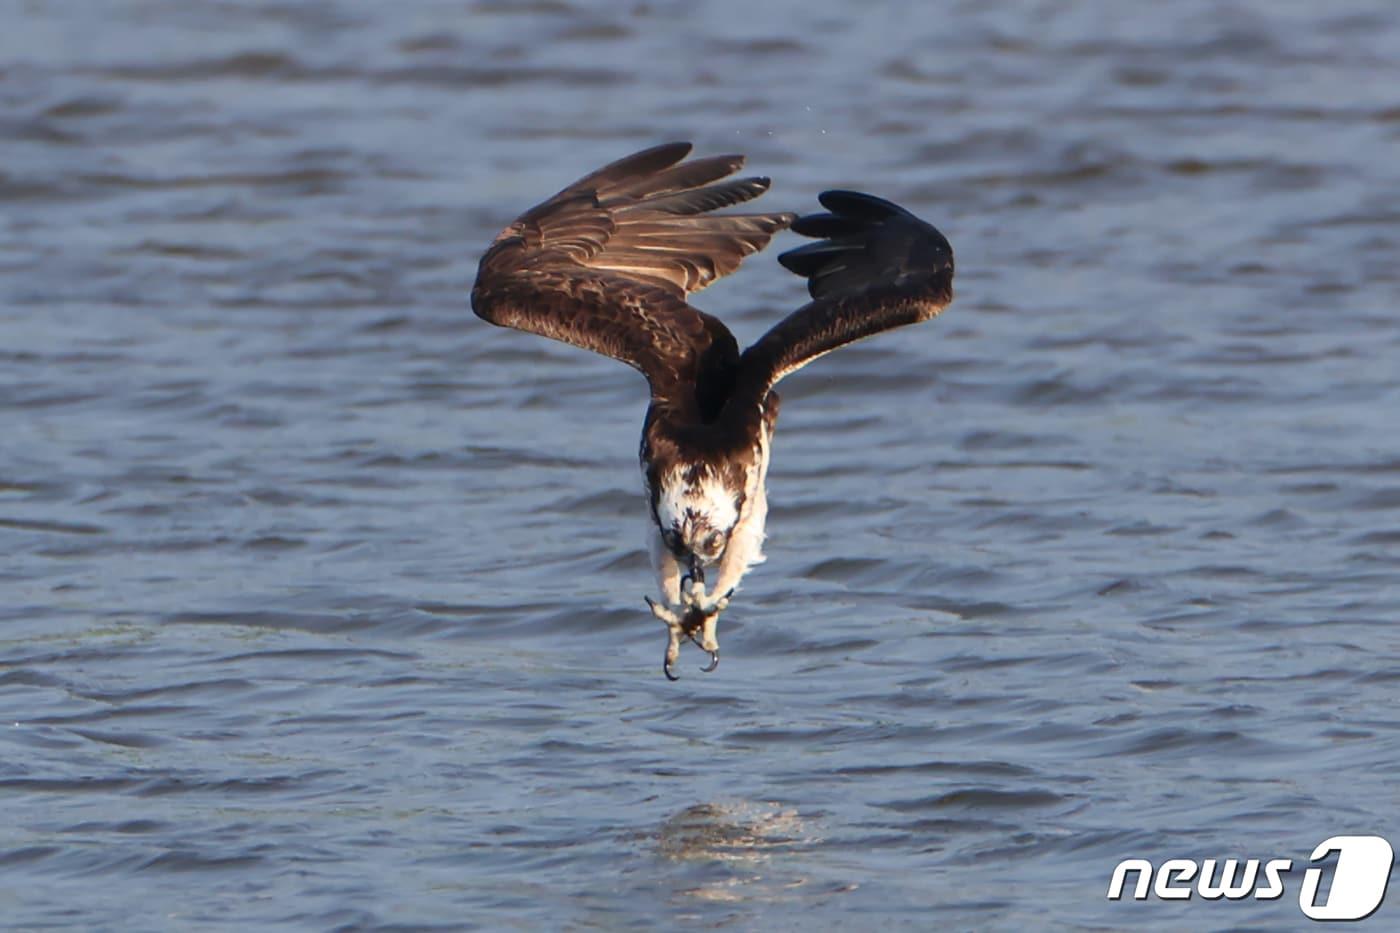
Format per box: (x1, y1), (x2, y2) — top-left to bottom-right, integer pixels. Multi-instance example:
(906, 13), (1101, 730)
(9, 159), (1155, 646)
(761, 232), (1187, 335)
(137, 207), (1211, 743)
(472, 142), (954, 679)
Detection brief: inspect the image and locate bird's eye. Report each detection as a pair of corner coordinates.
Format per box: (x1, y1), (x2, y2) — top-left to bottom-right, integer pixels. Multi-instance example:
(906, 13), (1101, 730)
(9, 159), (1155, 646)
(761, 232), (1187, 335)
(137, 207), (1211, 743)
(704, 531), (725, 554)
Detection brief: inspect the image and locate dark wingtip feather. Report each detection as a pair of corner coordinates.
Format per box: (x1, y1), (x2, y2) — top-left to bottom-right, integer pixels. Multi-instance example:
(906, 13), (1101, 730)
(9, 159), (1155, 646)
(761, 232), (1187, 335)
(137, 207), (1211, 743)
(789, 212), (864, 239)
(777, 241), (846, 278)
(777, 189), (952, 297)
(816, 189), (912, 221)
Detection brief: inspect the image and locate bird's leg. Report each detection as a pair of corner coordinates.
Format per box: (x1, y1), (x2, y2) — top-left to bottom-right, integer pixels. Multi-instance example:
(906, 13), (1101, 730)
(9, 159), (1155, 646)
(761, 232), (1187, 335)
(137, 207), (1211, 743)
(648, 523), (686, 615)
(644, 596), (685, 680)
(662, 612), (683, 681)
(647, 525), (689, 679)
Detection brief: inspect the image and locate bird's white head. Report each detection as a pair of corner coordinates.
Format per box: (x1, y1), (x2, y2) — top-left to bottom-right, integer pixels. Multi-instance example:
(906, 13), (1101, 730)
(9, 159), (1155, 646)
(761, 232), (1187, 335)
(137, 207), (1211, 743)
(653, 465), (740, 567)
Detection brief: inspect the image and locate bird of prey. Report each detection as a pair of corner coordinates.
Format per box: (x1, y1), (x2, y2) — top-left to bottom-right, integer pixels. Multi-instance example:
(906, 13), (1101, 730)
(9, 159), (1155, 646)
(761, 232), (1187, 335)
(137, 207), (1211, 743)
(472, 142), (954, 680)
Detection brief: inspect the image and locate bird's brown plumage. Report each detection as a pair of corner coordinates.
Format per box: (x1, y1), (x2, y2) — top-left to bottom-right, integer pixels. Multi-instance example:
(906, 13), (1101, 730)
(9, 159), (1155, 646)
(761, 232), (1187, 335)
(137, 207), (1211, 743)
(471, 141), (795, 421)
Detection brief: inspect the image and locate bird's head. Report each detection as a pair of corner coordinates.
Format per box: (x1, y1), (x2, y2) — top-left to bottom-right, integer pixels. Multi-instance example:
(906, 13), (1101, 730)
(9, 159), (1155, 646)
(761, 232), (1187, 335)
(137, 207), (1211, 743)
(653, 466), (741, 574)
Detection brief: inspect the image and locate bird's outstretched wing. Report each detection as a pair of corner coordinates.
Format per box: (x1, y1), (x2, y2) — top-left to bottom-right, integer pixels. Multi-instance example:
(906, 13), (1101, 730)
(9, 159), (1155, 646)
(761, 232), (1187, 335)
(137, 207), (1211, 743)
(472, 142), (795, 416)
(735, 190), (954, 397)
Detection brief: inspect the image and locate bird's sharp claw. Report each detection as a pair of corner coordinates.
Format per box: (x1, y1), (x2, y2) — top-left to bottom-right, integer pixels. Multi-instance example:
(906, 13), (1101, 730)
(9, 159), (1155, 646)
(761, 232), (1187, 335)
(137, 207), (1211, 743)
(663, 658), (680, 681)
(700, 650), (719, 673)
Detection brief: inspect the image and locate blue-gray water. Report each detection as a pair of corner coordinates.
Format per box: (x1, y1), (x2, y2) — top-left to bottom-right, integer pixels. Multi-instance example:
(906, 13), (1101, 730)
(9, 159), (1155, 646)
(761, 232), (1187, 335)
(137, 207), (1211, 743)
(3, 1), (1399, 929)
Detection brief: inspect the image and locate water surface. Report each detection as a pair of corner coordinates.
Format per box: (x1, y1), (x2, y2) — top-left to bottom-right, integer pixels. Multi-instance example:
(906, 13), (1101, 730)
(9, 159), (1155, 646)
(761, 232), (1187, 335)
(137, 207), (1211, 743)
(3, 0), (1399, 928)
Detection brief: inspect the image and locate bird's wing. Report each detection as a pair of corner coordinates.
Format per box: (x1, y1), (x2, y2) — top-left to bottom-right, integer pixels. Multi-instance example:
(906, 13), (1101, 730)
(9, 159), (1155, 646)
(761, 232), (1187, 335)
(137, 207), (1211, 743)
(735, 190), (954, 397)
(472, 142), (795, 416)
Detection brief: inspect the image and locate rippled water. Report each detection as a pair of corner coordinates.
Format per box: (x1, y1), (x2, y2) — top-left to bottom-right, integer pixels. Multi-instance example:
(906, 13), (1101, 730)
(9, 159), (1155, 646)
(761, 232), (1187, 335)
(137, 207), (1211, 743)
(3, 1), (1400, 928)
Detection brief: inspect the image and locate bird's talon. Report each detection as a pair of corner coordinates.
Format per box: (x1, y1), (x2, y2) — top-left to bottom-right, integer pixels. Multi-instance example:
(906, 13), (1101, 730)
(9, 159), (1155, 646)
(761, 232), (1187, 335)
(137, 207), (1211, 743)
(700, 650), (719, 673)
(663, 658), (680, 681)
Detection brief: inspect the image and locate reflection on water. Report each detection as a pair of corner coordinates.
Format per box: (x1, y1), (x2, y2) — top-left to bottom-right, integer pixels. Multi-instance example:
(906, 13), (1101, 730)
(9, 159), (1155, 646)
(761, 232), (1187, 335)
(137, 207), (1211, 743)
(647, 801), (854, 911)
(657, 802), (808, 865)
